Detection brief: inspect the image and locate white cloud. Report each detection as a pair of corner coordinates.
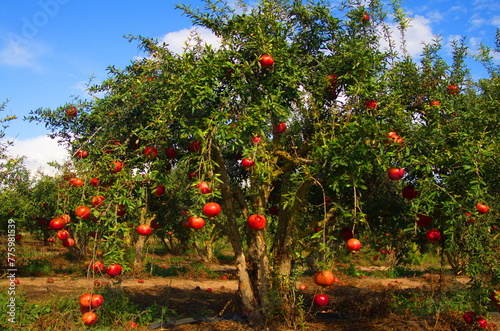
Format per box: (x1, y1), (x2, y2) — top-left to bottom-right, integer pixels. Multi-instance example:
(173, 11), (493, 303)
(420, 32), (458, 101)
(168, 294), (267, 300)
(469, 13), (488, 29)
(469, 37), (483, 48)
(72, 80), (91, 94)
(7, 135), (68, 176)
(0, 37), (49, 69)
(381, 15), (435, 58)
(443, 34), (466, 55)
(473, 0), (500, 12)
(160, 26), (221, 54)
(447, 34), (463, 43)
(426, 10), (444, 23)
(404, 15), (436, 57)
(450, 5), (467, 14)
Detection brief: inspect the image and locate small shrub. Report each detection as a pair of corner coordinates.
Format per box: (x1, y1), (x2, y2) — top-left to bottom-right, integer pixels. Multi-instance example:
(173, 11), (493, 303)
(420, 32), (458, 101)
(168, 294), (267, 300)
(145, 262), (187, 277)
(23, 258), (53, 276)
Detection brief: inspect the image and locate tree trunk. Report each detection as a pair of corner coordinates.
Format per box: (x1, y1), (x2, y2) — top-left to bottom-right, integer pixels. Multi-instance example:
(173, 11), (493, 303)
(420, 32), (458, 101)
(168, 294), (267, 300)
(212, 146), (264, 323)
(234, 250), (262, 321)
(133, 207), (152, 272)
(273, 180), (311, 277)
(247, 228), (271, 316)
(72, 231), (87, 260)
(193, 227), (217, 262)
(133, 234), (147, 271)
(161, 237), (171, 252)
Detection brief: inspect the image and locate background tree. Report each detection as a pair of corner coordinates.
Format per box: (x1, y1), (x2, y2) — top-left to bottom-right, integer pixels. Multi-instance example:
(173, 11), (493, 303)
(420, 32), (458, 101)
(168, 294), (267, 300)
(0, 100), (17, 184)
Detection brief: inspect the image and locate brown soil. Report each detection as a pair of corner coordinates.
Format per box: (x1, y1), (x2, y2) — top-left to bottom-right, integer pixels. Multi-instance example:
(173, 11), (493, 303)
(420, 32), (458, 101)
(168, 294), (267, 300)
(3, 269), (499, 330)
(2, 240), (499, 330)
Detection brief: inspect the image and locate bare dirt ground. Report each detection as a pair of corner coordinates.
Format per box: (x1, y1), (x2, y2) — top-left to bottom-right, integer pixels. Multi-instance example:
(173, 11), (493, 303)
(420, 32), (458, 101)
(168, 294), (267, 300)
(2, 240), (499, 330)
(3, 268), (498, 330)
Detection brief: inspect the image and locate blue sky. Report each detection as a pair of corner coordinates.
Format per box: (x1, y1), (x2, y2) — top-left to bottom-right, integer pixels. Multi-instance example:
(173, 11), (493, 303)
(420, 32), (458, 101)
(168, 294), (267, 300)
(1, 0), (499, 174)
